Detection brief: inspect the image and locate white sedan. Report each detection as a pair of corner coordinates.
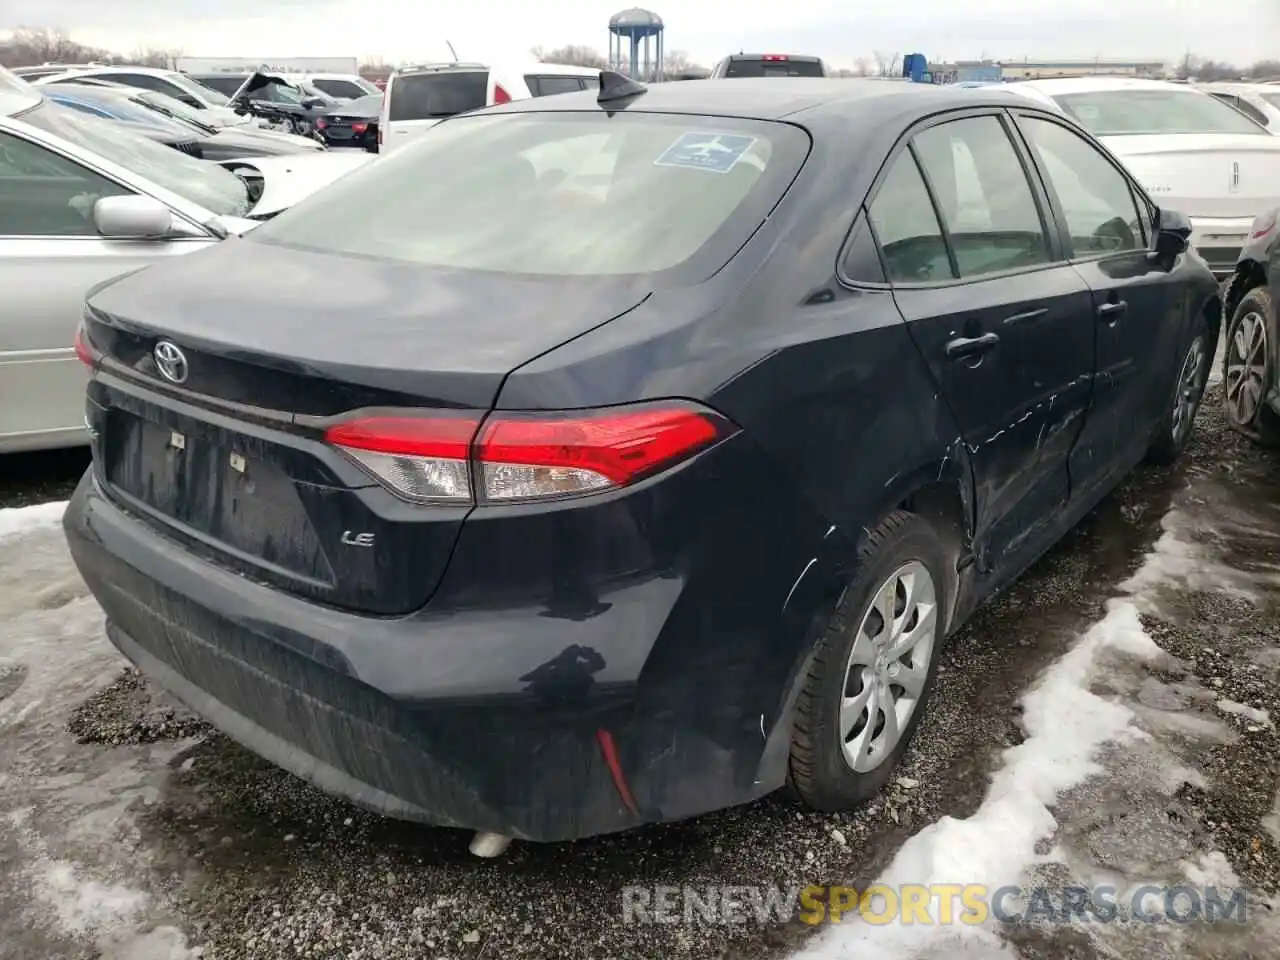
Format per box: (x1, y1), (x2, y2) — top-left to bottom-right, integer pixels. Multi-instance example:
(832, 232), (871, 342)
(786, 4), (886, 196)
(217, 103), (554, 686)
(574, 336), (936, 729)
(1004, 76), (1280, 275)
(0, 70), (372, 454)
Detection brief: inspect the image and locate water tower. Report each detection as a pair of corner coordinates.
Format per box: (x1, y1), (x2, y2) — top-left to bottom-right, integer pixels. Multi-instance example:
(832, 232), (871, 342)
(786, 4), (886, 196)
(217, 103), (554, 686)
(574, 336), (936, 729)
(608, 8), (665, 81)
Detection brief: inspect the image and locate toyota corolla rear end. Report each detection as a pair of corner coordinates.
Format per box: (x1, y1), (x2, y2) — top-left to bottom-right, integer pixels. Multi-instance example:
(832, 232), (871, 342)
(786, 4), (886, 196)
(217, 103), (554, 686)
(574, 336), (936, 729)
(63, 103), (830, 843)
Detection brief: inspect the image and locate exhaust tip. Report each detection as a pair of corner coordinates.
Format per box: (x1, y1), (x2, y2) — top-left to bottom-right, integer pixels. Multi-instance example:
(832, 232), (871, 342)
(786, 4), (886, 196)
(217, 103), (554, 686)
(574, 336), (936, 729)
(468, 832), (513, 858)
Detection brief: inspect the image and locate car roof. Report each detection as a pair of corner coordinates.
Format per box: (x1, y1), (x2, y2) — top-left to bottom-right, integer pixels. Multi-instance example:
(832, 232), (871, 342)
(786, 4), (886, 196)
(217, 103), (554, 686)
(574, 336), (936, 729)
(393, 60), (601, 79)
(726, 53), (823, 62)
(1013, 76), (1206, 96)
(63, 65), (180, 78)
(1198, 81), (1274, 93)
(489, 76), (1039, 123)
(0, 67), (43, 117)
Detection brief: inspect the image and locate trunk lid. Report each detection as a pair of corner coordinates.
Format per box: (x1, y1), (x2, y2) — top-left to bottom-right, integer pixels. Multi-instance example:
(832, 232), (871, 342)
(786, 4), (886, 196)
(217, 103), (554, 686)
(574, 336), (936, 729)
(84, 240), (650, 614)
(1103, 133), (1280, 217)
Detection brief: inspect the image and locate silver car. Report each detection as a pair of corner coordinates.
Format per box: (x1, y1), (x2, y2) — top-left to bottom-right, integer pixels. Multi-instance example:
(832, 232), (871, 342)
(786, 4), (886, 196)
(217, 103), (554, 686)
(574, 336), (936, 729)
(0, 70), (373, 453)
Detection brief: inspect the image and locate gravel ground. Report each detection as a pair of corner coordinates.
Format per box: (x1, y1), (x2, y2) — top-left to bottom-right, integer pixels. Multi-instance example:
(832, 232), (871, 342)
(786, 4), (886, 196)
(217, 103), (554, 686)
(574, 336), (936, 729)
(2, 382), (1278, 959)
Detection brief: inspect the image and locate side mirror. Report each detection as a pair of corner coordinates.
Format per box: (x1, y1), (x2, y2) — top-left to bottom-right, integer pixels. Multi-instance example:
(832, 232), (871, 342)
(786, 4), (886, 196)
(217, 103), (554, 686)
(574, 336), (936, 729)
(302, 97), (324, 109)
(1152, 207), (1192, 260)
(93, 195), (174, 239)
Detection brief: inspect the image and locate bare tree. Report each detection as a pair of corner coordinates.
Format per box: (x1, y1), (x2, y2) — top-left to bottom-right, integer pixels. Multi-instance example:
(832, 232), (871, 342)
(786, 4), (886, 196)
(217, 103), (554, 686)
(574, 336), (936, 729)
(853, 57), (873, 77)
(530, 45), (607, 69)
(873, 50), (902, 78)
(1175, 51), (1198, 80)
(129, 47), (182, 69)
(1249, 58), (1280, 79)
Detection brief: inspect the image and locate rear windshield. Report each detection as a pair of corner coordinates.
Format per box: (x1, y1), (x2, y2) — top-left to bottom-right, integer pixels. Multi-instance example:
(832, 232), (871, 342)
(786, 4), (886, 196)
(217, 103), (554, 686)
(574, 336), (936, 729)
(389, 71), (488, 120)
(725, 57), (824, 78)
(246, 112), (808, 279)
(1052, 90), (1269, 136)
(524, 74), (599, 97)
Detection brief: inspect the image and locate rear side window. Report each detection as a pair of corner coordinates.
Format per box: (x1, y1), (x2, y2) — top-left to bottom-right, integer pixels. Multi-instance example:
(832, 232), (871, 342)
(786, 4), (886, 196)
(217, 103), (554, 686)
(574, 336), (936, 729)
(526, 75), (588, 97)
(910, 116), (1051, 278)
(389, 71), (488, 121)
(725, 57), (824, 78)
(868, 152), (951, 283)
(248, 113), (809, 279)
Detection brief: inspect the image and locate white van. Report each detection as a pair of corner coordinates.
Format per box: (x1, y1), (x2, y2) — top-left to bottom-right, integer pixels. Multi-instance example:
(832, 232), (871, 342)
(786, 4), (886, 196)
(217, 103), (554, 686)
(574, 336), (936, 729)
(378, 61), (601, 153)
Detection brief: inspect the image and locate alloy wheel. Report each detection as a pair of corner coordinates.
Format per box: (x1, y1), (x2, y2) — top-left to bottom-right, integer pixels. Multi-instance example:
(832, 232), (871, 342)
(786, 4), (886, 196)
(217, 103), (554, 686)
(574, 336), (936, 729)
(1171, 335), (1208, 443)
(1225, 312), (1269, 429)
(840, 560), (938, 773)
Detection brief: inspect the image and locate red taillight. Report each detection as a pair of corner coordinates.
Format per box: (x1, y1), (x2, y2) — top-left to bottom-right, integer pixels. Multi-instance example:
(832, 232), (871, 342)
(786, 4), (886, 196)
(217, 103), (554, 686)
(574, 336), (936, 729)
(315, 118), (327, 129)
(324, 402), (732, 505)
(492, 83), (512, 104)
(73, 325), (96, 367)
(1253, 211), (1277, 239)
(351, 122), (368, 134)
(762, 54), (789, 61)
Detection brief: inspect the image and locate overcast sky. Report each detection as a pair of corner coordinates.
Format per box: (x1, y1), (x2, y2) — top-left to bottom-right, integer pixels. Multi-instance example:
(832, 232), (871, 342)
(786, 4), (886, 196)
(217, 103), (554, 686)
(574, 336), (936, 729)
(4, 0), (1276, 68)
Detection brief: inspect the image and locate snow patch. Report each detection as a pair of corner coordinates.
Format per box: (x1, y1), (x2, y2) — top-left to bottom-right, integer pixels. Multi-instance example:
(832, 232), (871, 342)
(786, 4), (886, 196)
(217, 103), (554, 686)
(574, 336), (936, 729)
(1215, 699), (1271, 726)
(35, 860), (149, 935)
(0, 500), (68, 542)
(791, 519), (1190, 959)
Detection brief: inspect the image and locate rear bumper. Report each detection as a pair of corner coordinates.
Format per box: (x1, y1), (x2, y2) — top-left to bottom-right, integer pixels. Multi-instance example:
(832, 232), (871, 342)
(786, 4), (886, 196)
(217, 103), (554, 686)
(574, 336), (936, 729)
(64, 439), (842, 841)
(1190, 215), (1255, 277)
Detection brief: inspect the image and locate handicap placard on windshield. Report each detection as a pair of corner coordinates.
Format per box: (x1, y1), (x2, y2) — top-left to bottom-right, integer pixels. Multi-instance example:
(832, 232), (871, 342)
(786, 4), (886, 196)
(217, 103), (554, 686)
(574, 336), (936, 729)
(654, 132), (758, 174)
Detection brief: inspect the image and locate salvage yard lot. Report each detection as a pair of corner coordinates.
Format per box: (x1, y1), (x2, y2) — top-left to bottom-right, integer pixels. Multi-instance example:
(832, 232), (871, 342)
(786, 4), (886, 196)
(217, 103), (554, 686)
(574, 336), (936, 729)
(1, 391), (1279, 960)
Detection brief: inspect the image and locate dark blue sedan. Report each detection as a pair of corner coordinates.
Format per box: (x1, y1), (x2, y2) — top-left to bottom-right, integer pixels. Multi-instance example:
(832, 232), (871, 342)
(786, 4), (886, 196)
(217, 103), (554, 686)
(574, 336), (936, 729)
(64, 74), (1220, 853)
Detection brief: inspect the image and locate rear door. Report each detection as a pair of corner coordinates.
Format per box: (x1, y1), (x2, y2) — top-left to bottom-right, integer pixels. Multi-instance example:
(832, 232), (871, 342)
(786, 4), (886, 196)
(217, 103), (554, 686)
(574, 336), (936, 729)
(873, 111), (1096, 578)
(383, 69), (488, 154)
(1013, 111), (1187, 495)
(0, 128), (214, 452)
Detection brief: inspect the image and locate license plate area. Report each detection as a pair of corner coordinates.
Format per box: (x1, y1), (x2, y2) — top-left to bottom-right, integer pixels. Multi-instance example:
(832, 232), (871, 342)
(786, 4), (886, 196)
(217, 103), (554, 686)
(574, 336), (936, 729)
(104, 408), (335, 584)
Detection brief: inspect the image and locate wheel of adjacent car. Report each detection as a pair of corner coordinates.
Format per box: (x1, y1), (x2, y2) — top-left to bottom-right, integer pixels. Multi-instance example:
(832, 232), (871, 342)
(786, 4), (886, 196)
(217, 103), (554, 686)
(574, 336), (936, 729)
(1145, 312), (1213, 465)
(1222, 286), (1280, 447)
(788, 510), (947, 810)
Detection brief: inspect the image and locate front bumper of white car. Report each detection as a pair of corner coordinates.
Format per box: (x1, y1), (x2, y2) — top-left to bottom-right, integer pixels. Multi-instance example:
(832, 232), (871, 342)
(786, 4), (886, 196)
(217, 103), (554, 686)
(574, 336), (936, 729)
(1188, 216), (1255, 277)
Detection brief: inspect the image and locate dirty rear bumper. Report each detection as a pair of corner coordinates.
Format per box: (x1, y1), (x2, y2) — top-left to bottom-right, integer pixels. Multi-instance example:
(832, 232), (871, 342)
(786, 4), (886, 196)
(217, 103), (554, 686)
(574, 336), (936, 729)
(64, 442), (841, 842)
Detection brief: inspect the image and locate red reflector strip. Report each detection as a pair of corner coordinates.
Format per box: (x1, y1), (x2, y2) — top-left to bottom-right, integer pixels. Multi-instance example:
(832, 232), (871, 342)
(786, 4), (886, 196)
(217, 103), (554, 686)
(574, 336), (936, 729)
(596, 728), (639, 815)
(73, 326), (95, 367)
(1253, 213), (1277, 239)
(324, 415), (479, 460)
(477, 406), (724, 486)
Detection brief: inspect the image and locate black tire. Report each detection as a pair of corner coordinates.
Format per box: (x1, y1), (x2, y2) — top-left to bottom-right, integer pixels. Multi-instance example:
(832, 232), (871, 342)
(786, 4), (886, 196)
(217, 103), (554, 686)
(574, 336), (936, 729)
(1145, 312), (1213, 465)
(1222, 286), (1280, 447)
(788, 510), (949, 811)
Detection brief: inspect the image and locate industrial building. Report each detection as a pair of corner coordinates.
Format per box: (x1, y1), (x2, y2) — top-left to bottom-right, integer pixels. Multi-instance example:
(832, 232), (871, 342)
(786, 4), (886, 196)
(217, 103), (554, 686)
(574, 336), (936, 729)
(997, 58), (1166, 80)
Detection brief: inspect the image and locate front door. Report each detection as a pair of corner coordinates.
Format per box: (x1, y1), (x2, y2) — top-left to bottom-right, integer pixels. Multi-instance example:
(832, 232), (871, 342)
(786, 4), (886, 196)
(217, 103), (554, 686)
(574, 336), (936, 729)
(0, 129), (212, 451)
(1012, 112), (1189, 496)
(872, 112), (1095, 580)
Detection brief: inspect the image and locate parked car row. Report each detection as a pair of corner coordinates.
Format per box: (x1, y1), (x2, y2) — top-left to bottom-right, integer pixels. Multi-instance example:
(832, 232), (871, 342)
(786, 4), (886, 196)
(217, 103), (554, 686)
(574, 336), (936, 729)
(0, 68), (373, 453)
(3, 63), (1275, 856)
(55, 72), (1225, 857)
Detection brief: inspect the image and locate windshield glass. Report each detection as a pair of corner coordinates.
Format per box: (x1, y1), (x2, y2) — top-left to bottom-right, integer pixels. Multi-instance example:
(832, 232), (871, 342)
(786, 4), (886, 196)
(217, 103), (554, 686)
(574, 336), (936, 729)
(16, 100), (249, 216)
(247, 112), (808, 278)
(132, 90), (218, 133)
(725, 57), (824, 78)
(1052, 89), (1269, 136)
(1262, 92), (1280, 111)
(169, 72), (230, 105)
(48, 89), (184, 132)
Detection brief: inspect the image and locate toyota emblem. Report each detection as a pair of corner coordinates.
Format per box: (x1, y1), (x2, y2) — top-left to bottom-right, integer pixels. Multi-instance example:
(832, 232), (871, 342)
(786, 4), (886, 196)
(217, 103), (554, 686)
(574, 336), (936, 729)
(153, 340), (189, 384)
